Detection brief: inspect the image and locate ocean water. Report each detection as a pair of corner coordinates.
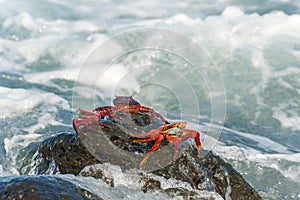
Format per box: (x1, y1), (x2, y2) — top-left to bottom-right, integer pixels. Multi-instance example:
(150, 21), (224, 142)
(0, 0), (300, 199)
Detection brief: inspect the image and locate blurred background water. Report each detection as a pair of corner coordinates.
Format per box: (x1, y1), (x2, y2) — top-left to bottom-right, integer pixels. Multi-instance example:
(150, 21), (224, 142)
(0, 0), (299, 199)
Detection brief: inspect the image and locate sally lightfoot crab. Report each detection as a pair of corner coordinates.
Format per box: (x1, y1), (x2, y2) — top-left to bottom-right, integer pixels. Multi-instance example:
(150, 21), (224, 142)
(132, 122), (201, 168)
(73, 96), (169, 134)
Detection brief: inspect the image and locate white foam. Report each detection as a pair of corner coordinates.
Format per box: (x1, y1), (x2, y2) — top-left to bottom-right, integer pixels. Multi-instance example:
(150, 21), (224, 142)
(273, 108), (300, 131)
(248, 153), (300, 183)
(79, 163), (223, 199)
(222, 6), (244, 18)
(23, 68), (78, 85)
(211, 123), (300, 186)
(0, 87), (71, 176)
(0, 86), (69, 119)
(0, 12), (103, 72)
(72, 63), (140, 104)
(2, 11), (102, 36)
(226, 125), (291, 153)
(0, 164), (19, 176)
(2, 12), (37, 33)
(166, 14), (202, 25)
(250, 153), (300, 164)
(3, 133), (42, 174)
(215, 142), (300, 186)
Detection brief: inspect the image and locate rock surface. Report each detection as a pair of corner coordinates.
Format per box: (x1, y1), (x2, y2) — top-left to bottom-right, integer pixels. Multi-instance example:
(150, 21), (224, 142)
(79, 163), (224, 200)
(27, 132), (99, 175)
(20, 112), (262, 200)
(0, 175), (101, 200)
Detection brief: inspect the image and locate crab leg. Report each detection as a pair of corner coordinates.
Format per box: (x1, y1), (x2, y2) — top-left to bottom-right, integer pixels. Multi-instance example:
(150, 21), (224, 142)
(73, 115), (111, 136)
(132, 137), (157, 143)
(165, 135), (181, 161)
(132, 123), (186, 138)
(138, 134), (164, 168)
(76, 109), (112, 128)
(131, 129), (160, 138)
(73, 118), (101, 136)
(73, 118), (82, 134)
(139, 106), (170, 124)
(161, 122), (186, 131)
(93, 106), (115, 115)
(184, 129), (201, 153)
(166, 129), (201, 160)
(77, 109), (97, 117)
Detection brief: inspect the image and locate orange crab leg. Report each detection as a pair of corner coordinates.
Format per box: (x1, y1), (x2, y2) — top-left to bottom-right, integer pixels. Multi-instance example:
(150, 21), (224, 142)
(73, 114), (111, 136)
(73, 118), (82, 134)
(132, 137), (157, 143)
(132, 123), (186, 138)
(138, 106), (170, 124)
(77, 109), (97, 117)
(73, 118), (101, 136)
(160, 122), (186, 132)
(93, 106), (115, 115)
(131, 129), (159, 138)
(165, 135), (182, 161)
(76, 109), (111, 128)
(182, 129), (202, 153)
(166, 130), (201, 161)
(138, 134), (164, 168)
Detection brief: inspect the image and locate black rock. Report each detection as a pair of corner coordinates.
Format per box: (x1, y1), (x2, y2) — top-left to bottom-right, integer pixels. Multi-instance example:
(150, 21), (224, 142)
(153, 150), (262, 200)
(23, 112), (262, 199)
(79, 163), (224, 200)
(29, 132), (99, 175)
(0, 175), (101, 200)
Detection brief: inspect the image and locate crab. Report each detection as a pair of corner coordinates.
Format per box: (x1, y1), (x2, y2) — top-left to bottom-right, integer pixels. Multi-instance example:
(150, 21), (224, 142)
(132, 122), (201, 168)
(73, 96), (169, 134)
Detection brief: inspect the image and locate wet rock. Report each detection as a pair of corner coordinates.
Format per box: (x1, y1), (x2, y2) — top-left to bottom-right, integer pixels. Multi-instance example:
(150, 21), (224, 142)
(0, 175), (101, 200)
(24, 112), (262, 199)
(79, 163), (224, 200)
(200, 151), (261, 200)
(29, 132), (99, 175)
(18, 141), (41, 175)
(153, 150), (262, 200)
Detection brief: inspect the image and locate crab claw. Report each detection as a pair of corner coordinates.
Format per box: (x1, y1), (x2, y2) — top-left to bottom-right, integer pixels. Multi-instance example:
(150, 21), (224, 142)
(185, 129), (201, 153)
